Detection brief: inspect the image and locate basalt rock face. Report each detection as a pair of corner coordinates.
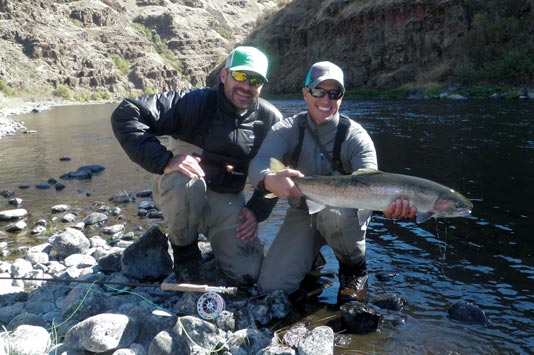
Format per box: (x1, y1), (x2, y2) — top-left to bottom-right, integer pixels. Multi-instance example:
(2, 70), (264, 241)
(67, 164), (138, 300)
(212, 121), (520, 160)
(248, 0), (534, 93)
(1, 0), (533, 101)
(250, 0), (470, 93)
(0, 0), (280, 100)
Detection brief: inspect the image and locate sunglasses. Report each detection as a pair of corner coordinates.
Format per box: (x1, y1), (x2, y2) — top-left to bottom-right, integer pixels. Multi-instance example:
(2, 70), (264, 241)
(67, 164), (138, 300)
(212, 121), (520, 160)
(229, 71), (265, 87)
(308, 88), (343, 100)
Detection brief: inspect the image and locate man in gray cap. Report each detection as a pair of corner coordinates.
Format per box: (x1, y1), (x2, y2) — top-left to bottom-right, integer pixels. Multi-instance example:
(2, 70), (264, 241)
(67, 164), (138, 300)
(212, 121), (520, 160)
(249, 61), (415, 303)
(111, 46), (282, 287)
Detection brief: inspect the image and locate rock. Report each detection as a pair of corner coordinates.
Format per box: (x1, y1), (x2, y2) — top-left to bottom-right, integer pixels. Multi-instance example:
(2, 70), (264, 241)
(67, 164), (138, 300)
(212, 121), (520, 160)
(50, 227), (91, 258)
(121, 226), (172, 280)
(83, 212), (108, 225)
(175, 315), (224, 350)
(6, 220), (27, 232)
(0, 208), (28, 221)
(296, 326), (334, 355)
(371, 293), (406, 311)
(447, 300), (488, 325)
(227, 328), (272, 355)
(339, 301), (383, 334)
(64, 313), (139, 353)
(51, 204), (71, 213)
(3, 325), (51, 355)
(282, 323), (309, 347)
(8, 198), (23, 206)
(35, 182), (52, 189)
(148, 329), (190, 355)
(0, 189), (16, 198)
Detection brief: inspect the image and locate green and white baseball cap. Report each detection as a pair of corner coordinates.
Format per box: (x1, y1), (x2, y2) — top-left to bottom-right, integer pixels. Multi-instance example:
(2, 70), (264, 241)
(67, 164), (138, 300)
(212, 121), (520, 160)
(225, 46), (269, 82)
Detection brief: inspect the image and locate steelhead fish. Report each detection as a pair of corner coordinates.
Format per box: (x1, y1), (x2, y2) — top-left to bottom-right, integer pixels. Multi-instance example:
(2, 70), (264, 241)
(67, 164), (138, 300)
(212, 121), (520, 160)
(269, 158), (473, 225)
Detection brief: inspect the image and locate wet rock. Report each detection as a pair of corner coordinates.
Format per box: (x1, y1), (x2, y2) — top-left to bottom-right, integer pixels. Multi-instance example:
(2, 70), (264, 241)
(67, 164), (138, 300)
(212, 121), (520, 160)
(0, 189), (16, 198)
(448, 300), (488, 325)
(371, 293), (406, 311)
(111, 190), (136, 203)
(55, 182), (66, 190)
(6, 220), (27, 232)
(136, 189), (152, 198)
(51, 204), (71, 213)
(8, 198), (23, 206)
(83, 212), (108, 225)
(375, 271), (398, 282)
(61, 164), (106, 180)
(35, 182), (52, 189)
(339, 301), (383, 334)
(0, 208), (28, 221)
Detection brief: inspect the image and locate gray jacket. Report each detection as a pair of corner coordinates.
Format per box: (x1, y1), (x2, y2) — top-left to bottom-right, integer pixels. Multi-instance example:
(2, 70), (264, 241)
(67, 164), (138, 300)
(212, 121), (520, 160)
(249, 111), (377, 188)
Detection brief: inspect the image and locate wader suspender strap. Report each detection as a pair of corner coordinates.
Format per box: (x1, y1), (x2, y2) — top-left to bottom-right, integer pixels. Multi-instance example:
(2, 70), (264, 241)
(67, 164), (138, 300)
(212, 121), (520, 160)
(290, 115), (350, 175)
(289, 118), (305, 169)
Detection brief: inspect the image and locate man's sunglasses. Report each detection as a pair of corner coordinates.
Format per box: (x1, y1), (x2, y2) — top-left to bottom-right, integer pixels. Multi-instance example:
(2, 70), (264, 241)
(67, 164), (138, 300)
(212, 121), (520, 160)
(229, 71), (265, 87)
(308, 88), (343, 100)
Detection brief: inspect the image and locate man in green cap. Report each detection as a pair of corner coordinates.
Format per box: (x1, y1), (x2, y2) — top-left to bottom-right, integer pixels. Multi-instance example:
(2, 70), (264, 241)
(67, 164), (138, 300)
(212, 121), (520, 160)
(111, 46), (282, 287)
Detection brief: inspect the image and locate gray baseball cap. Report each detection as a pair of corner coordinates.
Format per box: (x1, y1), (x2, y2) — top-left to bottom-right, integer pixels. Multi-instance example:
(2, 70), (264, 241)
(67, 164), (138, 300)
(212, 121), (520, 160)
(304, 61), (345, 93)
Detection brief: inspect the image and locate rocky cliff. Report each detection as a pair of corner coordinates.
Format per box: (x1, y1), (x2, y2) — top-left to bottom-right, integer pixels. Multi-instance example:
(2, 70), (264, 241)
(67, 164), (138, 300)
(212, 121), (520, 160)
(0, 0), (532, 102)
(0, 0), (282, 101)
(250, 0), (534, 93)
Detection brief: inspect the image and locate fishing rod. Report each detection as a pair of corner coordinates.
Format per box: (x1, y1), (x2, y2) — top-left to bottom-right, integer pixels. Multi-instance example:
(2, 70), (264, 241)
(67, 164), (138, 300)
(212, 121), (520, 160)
(0, 276), (237, 294)
(1, 276), (238, 319)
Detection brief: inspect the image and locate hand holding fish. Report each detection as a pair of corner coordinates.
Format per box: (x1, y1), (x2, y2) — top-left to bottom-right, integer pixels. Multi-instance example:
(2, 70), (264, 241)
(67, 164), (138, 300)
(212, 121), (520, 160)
(384, 198), (417, 219)
(264, 168), (304, 199)
(164, 154), (205, 178)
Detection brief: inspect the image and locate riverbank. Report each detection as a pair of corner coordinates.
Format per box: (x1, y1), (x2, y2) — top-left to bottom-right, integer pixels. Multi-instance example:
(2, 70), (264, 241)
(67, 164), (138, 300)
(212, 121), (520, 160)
(0, 96), (114, 139)
(0, 188), (361, 355)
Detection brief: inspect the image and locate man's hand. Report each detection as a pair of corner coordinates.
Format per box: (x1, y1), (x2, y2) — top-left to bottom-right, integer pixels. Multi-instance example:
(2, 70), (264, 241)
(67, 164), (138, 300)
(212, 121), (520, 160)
(163, 154), (205, 178)
(383, 199), (417, 219)
(263, 168), (304, 199)
(236, 207), (258, 240)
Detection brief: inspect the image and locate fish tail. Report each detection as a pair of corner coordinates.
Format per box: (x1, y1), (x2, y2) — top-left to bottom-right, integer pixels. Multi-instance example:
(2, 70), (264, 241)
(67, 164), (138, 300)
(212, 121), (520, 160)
(264, 158), (287, 199)
(269, 157), (286, 173)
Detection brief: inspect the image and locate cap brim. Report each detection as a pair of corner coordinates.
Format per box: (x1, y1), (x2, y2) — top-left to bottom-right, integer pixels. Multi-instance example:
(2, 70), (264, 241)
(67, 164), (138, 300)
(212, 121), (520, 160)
(308, 76), (344, 93)
(228, 65), (268, 82)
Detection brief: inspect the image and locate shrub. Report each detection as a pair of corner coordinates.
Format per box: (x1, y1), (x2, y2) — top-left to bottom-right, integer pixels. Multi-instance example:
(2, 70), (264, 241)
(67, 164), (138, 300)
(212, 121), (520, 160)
(0, 80), (14, 96)
(111, 55), (130, 76)
(52, 85), (73, 100)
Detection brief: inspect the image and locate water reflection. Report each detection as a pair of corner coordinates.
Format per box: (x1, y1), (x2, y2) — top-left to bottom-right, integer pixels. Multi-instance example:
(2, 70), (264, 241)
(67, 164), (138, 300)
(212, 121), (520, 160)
(1, 99), (533, 354)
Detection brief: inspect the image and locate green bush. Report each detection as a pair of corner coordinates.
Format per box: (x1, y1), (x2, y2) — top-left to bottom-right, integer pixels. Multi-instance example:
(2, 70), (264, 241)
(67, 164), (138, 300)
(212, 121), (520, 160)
(52, 85), (73, 100)
(0, 80), (14, 96)
(111, 55), (130, 76)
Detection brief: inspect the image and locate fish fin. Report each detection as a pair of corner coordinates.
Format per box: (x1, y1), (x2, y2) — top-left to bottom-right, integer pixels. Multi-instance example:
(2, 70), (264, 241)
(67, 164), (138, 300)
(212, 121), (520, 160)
(416, 212), (433, 224)
(269, 158), (286, 173)
(306, 199), (326, 214)
(357, 209), (373, 226)
(351, 168), (382, 176)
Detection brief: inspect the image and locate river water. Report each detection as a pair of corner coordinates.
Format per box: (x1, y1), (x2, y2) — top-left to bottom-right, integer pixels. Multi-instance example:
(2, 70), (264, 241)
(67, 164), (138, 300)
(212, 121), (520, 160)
(0, 99), (533, 354)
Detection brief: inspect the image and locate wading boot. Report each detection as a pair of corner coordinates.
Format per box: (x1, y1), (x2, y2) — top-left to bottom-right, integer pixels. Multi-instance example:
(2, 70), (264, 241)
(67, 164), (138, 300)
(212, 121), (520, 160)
(171, 242), (203, 283)
(337, 259), (368, 304)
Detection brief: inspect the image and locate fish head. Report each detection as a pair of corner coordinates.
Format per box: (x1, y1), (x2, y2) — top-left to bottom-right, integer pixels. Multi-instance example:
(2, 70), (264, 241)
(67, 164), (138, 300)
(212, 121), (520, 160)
(433, 189), (473, 218)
